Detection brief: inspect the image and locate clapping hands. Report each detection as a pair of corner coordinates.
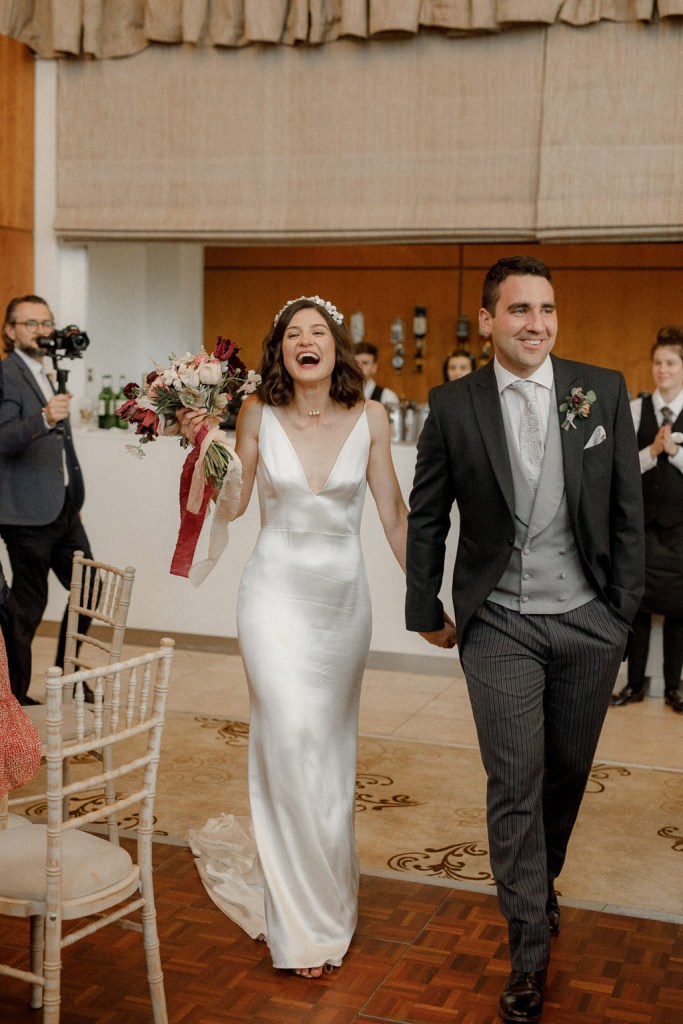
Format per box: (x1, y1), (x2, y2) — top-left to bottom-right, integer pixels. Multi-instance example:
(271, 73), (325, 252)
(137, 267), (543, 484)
(651, 424), (679, 458)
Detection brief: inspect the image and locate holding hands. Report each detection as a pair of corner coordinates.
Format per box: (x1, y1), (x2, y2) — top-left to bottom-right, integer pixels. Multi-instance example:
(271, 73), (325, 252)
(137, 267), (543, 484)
(420, 611), (457, 649)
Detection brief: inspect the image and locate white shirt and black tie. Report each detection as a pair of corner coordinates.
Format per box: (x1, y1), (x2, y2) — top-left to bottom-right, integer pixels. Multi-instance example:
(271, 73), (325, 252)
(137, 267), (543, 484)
(630, 389), (683, 475)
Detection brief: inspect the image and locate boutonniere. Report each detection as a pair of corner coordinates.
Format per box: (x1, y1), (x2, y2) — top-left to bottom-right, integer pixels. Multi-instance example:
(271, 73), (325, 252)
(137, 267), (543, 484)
(559, 387), (596, 430)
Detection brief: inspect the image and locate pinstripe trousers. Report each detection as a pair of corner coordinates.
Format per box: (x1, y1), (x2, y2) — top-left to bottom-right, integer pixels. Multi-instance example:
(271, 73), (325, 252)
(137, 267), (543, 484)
(459, 598), (629, 973)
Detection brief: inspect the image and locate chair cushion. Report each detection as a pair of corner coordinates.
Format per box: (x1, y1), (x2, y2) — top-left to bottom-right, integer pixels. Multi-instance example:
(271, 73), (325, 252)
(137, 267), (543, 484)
(0, 826), (133, 901)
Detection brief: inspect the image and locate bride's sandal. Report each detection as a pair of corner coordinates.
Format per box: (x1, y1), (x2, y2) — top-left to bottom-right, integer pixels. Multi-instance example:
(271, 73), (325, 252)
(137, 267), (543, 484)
(294, 963), (338, 979)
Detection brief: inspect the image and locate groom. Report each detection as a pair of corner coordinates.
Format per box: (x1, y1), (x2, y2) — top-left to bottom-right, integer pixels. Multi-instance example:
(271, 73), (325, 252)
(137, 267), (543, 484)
(406, 256), (644, 1023)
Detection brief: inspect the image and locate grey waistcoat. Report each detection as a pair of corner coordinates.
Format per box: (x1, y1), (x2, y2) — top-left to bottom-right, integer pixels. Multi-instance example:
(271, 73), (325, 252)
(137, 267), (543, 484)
(488, 383), (597, 615)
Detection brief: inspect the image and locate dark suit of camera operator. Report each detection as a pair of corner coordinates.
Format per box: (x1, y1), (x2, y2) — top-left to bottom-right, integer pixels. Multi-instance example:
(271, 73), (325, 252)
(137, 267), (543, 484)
(0, 295), (92, 704)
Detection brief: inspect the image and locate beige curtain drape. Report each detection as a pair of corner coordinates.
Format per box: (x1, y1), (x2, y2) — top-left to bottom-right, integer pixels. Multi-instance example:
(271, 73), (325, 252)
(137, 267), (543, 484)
(1, 0), (682, 58)
(537, 20), (683, 239)
(53, 19), (683, 243)
(54, 30), (544, 241)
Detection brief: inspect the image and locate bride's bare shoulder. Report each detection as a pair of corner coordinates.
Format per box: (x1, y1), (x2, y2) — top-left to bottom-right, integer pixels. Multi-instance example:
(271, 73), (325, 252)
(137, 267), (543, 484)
(237, 394), (264, 435)
(364, 399), (391, 438)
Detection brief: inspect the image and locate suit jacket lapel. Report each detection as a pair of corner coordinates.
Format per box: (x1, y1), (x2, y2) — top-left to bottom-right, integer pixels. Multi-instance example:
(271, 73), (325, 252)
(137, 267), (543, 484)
(10, 351), (50, 408)
(552, 355), (588, 520)
(472, 362), (515, 520)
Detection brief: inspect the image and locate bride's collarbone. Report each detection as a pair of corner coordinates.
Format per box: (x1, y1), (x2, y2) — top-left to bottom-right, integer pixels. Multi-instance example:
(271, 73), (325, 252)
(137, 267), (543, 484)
(276, 406), (364, 493)
(283, 406), (360, 442)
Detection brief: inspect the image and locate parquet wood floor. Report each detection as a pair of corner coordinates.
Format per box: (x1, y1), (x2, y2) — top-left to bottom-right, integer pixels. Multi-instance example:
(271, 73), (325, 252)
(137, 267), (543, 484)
(1, 840), (681, 1024)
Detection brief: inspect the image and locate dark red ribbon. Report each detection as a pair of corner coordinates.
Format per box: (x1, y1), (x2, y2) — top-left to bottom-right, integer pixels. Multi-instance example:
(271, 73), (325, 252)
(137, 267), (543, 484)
(170, 426), (214, 578)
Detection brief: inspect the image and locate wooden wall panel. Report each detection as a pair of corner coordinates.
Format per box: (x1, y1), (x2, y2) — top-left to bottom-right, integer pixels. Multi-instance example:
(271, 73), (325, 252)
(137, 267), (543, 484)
(207, 243), (683, 403)
(0, 36), (34, 230)
(205, 248), (463, 402)
(0, 34), (34, 352)
(460, 245), (683, 398)
(0, 226), (34, 309)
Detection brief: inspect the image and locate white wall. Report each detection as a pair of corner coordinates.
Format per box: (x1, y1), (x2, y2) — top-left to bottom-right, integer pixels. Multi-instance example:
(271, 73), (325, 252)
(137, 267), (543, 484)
(85, 241), (204, 392)
(35, 59), (204, 411)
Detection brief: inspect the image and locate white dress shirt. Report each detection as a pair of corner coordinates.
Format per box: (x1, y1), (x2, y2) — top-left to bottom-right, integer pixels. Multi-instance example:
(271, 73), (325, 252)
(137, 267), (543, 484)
(363, 378), (399, 406)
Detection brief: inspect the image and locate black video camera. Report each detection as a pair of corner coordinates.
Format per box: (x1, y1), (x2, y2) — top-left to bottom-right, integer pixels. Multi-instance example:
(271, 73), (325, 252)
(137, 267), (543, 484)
(38, 324), (90, 359)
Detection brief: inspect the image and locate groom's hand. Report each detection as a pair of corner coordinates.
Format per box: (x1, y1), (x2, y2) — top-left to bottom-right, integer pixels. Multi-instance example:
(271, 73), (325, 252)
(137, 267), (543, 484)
(419, 621), (457, 649)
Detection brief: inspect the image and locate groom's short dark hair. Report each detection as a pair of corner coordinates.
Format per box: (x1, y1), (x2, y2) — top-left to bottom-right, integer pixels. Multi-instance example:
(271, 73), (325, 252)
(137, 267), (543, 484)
(482, 256), (552, 315)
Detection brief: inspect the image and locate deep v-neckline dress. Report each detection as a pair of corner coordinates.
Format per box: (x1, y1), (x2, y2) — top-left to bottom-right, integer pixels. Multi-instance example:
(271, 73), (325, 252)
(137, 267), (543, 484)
(190, 404), (372, 969)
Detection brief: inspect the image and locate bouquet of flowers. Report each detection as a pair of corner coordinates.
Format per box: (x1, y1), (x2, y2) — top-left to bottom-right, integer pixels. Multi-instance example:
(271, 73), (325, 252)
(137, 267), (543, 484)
(116, 337), (259, 484)
(116, 337), (260, 581)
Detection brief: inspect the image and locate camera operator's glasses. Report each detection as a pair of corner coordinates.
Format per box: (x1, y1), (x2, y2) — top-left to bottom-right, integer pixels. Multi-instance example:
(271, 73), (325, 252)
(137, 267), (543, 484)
(12, 319), (56, 330)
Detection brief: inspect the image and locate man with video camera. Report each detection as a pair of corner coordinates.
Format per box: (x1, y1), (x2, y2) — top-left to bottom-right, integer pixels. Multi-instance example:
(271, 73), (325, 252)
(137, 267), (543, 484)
(0, 294), (93, 705)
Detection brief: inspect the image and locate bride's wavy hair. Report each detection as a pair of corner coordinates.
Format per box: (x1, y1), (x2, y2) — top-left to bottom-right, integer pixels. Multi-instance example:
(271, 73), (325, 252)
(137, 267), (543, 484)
(257, 297), (365, 409)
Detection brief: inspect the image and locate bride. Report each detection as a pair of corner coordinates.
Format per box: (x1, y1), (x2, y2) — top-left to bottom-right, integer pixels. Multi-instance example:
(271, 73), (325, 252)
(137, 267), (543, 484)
(182, 296), (447, 978)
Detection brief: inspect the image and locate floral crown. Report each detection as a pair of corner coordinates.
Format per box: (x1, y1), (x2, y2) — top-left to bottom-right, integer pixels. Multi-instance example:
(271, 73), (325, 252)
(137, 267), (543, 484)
(273, 295), (344, 327)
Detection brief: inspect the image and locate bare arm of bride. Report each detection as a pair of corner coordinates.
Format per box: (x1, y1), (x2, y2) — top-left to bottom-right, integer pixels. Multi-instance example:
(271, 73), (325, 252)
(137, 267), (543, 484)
(365, 400), (408, 573)
(176, 401), (261, 519)
(233, 395), (262, 518)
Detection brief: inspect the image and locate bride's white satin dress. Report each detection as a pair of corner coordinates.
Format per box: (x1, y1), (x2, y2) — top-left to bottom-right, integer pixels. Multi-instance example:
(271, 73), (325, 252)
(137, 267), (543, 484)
(190, 403), (372, 969)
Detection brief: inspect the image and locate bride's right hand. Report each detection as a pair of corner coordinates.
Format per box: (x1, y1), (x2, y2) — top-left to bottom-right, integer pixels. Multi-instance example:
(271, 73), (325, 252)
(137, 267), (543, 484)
(176, 407), (218, 445)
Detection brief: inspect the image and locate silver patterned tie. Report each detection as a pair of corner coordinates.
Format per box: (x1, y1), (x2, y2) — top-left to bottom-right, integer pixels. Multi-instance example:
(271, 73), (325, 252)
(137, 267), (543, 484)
(513, 380), (544, 486)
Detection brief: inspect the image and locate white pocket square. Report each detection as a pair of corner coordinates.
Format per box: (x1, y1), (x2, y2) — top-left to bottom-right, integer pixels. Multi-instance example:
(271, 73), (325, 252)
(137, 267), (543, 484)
(584, 426), (607, 449)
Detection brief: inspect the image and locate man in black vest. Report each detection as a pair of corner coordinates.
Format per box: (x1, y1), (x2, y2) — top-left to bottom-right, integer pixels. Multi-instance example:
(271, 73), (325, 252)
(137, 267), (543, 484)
(355, 342), (399, 407)
(612, 325), (683, 713)
(0, 295), (93, 704)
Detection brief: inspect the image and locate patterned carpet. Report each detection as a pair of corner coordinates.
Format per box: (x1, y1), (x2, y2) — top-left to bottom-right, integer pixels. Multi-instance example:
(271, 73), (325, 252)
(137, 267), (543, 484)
(11, 710), (683, 921)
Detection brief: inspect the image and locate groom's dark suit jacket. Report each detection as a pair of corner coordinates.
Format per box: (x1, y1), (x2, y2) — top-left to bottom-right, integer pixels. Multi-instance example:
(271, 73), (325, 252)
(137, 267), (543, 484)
(0, 351), (84, 526)
(406, 354), (644, 644)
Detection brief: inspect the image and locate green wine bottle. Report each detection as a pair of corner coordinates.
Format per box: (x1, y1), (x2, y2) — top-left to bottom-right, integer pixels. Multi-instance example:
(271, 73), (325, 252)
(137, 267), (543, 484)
(97, 374), (115, 429)
(115, 375), (128, 429)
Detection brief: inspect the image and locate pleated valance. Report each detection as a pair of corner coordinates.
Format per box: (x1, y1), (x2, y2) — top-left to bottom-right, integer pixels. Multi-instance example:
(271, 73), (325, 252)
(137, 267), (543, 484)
(52, 18), (683, 244)
(1, 0), (682, 59)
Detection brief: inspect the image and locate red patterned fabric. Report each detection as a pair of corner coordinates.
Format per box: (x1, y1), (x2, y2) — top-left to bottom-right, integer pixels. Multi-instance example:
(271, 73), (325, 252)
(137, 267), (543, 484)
(0, 631), (41, 797)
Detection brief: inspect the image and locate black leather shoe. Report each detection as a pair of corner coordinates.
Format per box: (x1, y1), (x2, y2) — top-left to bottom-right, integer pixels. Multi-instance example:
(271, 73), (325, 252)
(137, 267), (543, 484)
(610, 686), (644, 706)
(499, 969), (546, 1023)
(21, 695), (42, 706)
(547, 885), (560, 937)
(665, 690), (683, 713)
